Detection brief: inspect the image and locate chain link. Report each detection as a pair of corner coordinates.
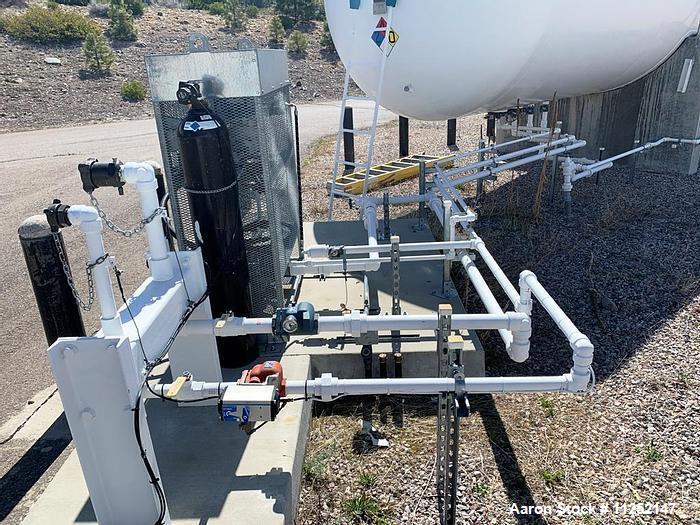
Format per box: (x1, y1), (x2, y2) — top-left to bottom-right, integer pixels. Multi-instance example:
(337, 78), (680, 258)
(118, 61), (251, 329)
(89, 193), (165, 238)
(52, 232), (110, 312)
(182, 179), (238, 195)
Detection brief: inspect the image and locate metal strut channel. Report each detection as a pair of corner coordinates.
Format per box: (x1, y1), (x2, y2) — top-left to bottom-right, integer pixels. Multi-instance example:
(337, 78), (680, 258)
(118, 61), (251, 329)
(390, 235), (401, 352)
(435, 304), (462, 525)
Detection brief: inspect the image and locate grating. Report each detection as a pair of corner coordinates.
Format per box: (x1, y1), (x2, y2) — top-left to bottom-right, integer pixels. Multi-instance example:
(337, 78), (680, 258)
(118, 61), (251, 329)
(153, 86), (300, 316)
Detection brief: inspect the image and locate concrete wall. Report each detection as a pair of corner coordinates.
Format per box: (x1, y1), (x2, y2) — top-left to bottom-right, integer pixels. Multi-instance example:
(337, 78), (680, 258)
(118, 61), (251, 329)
(555, 34), (700, 175)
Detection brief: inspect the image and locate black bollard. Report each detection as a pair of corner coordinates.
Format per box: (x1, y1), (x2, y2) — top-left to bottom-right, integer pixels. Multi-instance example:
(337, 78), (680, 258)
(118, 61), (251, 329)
(447, 118), (457, 149)
(19, 215), (85, 345)
(392, 352), (404, 427)
(399, 116), (409, 158)
(379, 353), (389, 424)
(343, 107), (356, 172)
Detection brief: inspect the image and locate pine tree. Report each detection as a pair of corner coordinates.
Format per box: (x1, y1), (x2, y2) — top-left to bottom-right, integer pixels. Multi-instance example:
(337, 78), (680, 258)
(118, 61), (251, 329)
(275, 0), (317, 27)
(223, 0), (246, 30)
(320, 20), (335, 54)
(268, 15), (285, 46)
(83, 31), (115, 72)
(108, 2), (137, 41)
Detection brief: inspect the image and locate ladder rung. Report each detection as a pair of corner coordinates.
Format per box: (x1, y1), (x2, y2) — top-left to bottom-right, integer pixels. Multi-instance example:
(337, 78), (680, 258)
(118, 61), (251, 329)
(341, 128), (372, 135)
(339, 161), (369, 168)
(345, 95), (373, 102)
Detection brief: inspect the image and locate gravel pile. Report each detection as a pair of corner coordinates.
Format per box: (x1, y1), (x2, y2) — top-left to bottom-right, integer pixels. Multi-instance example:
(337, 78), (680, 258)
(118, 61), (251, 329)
(297, 118), (700, 524)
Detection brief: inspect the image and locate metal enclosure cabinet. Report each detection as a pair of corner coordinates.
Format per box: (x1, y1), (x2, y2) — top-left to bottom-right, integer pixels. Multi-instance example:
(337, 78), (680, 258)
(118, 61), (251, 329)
(146, 39), (300, 316)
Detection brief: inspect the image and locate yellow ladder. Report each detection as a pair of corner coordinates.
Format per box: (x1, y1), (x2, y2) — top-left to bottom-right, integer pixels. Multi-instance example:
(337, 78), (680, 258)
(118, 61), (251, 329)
(327, 154), (454, 195)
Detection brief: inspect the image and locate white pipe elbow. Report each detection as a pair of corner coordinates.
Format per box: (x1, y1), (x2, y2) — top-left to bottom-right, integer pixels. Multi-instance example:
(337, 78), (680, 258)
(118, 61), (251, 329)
(507, 313), (532, 363)
(122, 162), (157, 190)
(568, 334), (594, 392)
(67, 205), (101, 233)
(304, 244), (330, 258)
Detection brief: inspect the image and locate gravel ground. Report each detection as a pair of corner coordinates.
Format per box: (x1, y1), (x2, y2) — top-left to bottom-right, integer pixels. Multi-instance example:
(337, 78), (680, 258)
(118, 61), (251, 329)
(296, 117), (700, 524)
(0, 5), (343, 132)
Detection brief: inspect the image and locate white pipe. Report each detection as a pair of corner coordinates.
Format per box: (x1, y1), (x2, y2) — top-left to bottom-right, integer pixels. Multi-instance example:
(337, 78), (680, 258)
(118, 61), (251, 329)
(290, 375), (571, 399)
(121, 162), (172, 282)
(363, 201), (381, 272)
(471, 235), (520, 307)
(67, 205), (123, 337)
(359, 194), (430, 206)
(147, 374), (575, 402)
(184, 312), (530, 338)
(447, 139), (587, 187)
(571, 136), (700, 182)
(303, 240), (477, 258)
(520, 271), (594, 392)
(289, 253), (454, 276)
(439, 135), (581, 181)
(435, 131), (554, 169)
(461, 255), (530, 362)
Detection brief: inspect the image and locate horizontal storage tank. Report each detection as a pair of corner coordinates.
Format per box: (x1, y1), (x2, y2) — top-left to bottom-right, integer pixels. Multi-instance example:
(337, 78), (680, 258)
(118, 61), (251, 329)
(325, 0), (700, 120)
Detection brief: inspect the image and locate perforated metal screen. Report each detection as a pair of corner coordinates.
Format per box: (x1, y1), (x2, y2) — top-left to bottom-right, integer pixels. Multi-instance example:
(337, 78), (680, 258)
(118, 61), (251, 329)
(153, 87), (300, 316)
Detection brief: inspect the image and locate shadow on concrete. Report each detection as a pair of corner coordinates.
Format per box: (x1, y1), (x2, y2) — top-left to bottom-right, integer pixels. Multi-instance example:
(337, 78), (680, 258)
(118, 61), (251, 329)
(0, 414), (72, 522)
(74, 365), (294, 523)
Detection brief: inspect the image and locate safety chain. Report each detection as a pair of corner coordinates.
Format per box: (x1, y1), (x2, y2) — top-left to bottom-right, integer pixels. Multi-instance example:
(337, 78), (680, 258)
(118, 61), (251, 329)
(52, 232), (110, 312)
(89, 193), (165, 238)
(182, 179), (237, 195)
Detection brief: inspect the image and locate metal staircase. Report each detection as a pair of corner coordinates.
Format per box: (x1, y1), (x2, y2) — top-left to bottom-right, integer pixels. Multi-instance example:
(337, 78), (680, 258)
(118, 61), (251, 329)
(327, 3), (395, 220)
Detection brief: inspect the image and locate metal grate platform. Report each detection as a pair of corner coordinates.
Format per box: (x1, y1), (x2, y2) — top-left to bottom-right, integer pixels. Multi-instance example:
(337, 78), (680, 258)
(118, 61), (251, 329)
(147, 45), (299, 316)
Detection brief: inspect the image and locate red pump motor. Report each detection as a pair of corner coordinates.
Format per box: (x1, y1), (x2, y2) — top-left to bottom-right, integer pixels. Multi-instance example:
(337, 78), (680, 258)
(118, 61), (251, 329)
(242, 361), (286, 397)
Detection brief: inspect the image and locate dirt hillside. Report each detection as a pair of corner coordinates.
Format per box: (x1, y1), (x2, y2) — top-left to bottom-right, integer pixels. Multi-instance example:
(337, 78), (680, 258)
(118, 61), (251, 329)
(0, 4), (344, 133)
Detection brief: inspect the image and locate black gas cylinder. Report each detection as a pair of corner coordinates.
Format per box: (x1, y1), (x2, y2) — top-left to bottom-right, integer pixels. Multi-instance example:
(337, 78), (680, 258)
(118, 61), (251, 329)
(176, 81), (257, 367)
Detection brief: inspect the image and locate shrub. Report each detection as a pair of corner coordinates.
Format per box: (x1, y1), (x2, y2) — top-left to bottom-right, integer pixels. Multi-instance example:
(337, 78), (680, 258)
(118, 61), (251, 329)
(88, 0), (110, 18)
(287, 29), (307, 55)
(122, 0), (144, 17)
(268, 15), (284, 45)
(121, 80), (147, 101)
(222, 0), (245, 30)
(206, 1), (226, 15)
(108, 4), (137, 41)
(0, 6), (98, 43)
(244, 4), (257, 17)
(83, 31), (115, 72)
(342, 494), (385, 522)
(56, 0), (90, 6)
(320, 20), (334, 53)
(275, 0), (317, 26)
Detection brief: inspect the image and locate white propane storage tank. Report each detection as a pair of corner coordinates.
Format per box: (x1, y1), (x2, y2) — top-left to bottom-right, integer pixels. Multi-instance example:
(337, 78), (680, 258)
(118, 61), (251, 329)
(325, 0), (700, 121)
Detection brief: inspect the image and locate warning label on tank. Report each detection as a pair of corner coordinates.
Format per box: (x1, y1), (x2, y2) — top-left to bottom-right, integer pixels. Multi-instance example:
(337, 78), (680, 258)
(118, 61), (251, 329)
(184, 120), (219, 132)
(388, 29), (399, 46)
(371, 17), (399, 53)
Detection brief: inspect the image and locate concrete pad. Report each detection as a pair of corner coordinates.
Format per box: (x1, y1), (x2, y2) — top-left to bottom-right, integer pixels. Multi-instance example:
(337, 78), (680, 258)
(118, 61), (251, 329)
(289, 219), (485, 379)
(21, 355), (311, 525)
(0, 386), (61, 443)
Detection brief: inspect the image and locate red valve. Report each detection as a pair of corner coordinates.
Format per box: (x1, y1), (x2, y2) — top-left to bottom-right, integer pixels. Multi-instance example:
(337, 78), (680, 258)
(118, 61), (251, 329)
(243, 361), (286, 396)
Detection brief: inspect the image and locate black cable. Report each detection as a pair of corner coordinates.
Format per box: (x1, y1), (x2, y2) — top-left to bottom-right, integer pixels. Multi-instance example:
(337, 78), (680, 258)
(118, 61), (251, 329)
(133, 386), (167, 525)
(144, 379), (219, 404)
(115, 267), (149, 364)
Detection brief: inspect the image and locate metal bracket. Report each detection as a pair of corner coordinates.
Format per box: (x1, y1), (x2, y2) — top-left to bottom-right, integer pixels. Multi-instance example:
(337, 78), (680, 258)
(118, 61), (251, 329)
(390, 235), (401, 355)
(187, 33), (211, 53)
(436, 305), (459, 525)
(382, 192), (391, 240)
